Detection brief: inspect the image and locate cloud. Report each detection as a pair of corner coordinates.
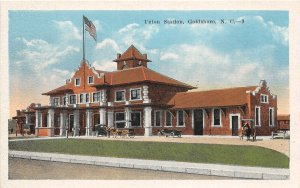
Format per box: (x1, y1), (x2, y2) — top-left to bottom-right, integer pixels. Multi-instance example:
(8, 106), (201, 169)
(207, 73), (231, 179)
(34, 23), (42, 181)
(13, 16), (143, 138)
(116, 23), (159, 47)
(53, 20), (81, 41)
(16, 37), (79, 70)
(96, 38), (120, 52)
(92, 60), (116, 71)
(118, 23), (139, 33)
(157, 43), (288, 91)
(160, 52), (179, 61)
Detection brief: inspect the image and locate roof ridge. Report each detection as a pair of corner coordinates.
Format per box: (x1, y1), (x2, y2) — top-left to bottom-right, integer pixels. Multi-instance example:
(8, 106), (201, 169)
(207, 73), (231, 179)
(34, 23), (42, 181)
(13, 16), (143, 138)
(143, 67), (194, 88)
(185, 86), (257, 93)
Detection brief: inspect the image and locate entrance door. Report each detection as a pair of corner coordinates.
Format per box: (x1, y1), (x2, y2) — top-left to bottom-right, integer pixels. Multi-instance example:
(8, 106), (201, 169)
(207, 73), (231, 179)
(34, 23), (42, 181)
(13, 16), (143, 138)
(69, 114), (74, 132)
(231, 116), (239, 136)
(194, 109), (204, 135)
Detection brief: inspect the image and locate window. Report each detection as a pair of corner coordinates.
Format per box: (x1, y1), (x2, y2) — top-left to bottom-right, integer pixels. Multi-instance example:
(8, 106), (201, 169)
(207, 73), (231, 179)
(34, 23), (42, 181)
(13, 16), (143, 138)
(79, 94), (84, 103)
(88, 76), (94, 84)
(177, 110), (185, 126)
(115, 112), (126, 128)
(130, 88), (141, 100)
(269, 108), (274, 127)
(53, 98), (59, 106)
(63, 97), (67, 106)
(255, 106), (261, 126)
(261, 94), (269, 103)
(154, 111), (162, 127)
(75, 78), (80, 86)
(115, 90), (125, 102)
(213, 109), (221, 126)
(86, 93), (90, 103)
(93, 92), (100, 102)
(131, 112), (141, 127)
(165, 111), (172, 127)
(69, 95), (76, 104)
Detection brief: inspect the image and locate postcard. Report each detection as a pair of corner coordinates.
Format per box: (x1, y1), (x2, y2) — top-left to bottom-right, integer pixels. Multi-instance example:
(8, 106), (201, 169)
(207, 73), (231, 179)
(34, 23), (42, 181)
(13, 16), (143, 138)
(1, 1), (300, 188)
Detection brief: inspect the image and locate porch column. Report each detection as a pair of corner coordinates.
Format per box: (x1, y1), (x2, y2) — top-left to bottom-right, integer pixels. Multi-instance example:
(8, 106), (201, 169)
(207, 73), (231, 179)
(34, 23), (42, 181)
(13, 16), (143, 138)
(35, 110), (41, 136)
(25, 113), (29, 124)
(73, 110), (80, 136)
(144, 106), (152, 136)
(60, 112), (66, 136)
(125, 107), (131, 128)
(107, 110), (114, 128)
(143, 85), (150, 104)
(85, 109), (92, 136)
(100, 89), (107, 106)
(99, 108), (107, 125)
(47, 108), (55, 137)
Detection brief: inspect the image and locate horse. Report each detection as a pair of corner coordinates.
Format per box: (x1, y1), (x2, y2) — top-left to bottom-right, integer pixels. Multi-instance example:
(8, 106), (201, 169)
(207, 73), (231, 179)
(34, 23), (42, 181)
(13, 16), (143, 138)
(240, 125), (256, 141)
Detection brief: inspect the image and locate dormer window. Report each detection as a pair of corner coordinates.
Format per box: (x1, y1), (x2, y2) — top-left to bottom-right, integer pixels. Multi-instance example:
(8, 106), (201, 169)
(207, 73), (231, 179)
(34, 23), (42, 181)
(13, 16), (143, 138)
(75, 78), (80, 86)
(261, 94), (269, 103)
(130, 88), (141, 100)
(88, 76), (94, 84)
(69, 95), (76, 105)
(79, 94), (84, 104)
(115, 90), (125, 102)
(53, 98), (60, 106)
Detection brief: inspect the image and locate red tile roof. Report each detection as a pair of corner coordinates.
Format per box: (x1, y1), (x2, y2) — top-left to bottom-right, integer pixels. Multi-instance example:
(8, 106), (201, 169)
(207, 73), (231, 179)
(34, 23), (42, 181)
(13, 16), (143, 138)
(113, 45), (151, 62)
(42, 85), (72, 95)
(168, 86), (258, 109)
(93, 66), (195, 89)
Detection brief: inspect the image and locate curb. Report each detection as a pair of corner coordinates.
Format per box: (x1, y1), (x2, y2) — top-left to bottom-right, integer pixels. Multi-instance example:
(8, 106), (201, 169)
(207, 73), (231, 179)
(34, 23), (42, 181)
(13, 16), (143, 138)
(9, 150), (289, 180)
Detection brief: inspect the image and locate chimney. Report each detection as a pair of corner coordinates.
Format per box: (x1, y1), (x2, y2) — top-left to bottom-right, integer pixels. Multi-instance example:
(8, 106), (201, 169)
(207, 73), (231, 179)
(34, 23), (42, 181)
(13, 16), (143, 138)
(143, 54), (147, 59)
(117, 53), (121, 59)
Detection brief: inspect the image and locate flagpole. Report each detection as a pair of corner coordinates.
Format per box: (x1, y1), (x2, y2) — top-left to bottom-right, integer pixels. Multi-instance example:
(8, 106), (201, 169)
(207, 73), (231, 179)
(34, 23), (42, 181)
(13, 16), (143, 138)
(82, 15), (85, 61)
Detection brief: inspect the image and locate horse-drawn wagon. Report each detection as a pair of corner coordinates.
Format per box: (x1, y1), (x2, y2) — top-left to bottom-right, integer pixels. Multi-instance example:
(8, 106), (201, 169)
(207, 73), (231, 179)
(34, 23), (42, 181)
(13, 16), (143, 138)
(240, 119), (256, 141)
(95, 124), (135, 138)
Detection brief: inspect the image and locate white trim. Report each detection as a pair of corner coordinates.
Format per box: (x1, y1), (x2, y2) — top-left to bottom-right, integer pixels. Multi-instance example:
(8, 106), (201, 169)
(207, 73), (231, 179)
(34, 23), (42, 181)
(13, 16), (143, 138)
(211, 108), (222, 127)
(176, 110), (185, 127)
(78, 93), (85, 104)
(63, 96), (67, 106)
(269, 107), (275, 127)
(165, 111), (172, 127)
(53, 97), (60, 106)
(191, 110), (194, 129)
(129, 88), (142, 101)
(115, 112), (126, 128)
(92, 92), (101, 103)
(115, 90), (126, 102)
(87, 76), (94, 85)
(69, 94), (77, 105)
(229, 113), (241, 130)
(74, 77), (81, 86)
(154, 110), (162, 127)
(255, 106), (261, 126)
(130, 111), (142, 127)
(85, 93), (90, 103)
(260, 94), (269, 103)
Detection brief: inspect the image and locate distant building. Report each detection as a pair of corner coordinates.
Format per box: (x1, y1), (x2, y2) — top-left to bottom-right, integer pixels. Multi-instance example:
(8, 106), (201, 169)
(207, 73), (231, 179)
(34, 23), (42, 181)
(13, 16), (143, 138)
(8, 119), (17, 134)
(14, 45), (278, 137)
(277, 115), (290, 130)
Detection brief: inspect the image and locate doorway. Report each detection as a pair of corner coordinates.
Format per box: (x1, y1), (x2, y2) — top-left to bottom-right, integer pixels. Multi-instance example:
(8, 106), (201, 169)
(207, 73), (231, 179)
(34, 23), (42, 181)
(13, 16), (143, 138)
(194, 109), (204, 135)
(69, 114), (74, 132)
(231, 115), (239, 136)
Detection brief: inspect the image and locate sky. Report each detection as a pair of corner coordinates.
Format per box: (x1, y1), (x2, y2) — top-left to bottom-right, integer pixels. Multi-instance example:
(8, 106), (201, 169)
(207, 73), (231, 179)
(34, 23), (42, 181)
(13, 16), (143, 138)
(9, 11), (289, 117)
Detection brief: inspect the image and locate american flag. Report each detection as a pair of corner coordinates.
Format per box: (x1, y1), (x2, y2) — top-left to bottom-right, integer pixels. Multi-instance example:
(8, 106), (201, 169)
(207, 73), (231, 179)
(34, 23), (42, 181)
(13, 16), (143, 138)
(83, 15), (97, 41)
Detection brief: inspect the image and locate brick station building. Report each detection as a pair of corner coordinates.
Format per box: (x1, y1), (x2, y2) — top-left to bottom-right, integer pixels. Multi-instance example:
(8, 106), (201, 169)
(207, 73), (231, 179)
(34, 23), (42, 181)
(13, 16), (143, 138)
(14, 45), (278, 137)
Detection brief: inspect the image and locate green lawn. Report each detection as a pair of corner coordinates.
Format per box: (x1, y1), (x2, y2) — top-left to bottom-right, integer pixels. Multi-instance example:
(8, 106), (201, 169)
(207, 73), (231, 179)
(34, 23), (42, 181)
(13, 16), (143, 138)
(9, 139), (289, 168)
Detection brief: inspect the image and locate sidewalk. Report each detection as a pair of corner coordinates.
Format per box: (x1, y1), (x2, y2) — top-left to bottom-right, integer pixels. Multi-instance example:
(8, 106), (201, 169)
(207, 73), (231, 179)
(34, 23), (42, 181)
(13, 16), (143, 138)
(9, 150), (289, 180)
